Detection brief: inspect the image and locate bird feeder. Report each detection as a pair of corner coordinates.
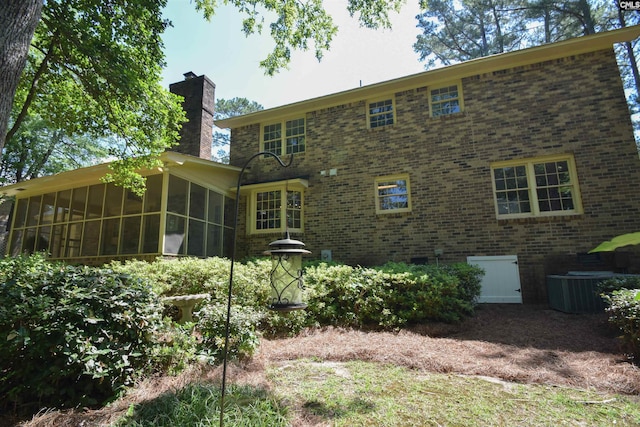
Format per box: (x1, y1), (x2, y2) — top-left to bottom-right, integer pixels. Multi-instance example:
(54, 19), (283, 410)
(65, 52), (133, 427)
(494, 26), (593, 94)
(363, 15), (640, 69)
(264, 232), (311, 311)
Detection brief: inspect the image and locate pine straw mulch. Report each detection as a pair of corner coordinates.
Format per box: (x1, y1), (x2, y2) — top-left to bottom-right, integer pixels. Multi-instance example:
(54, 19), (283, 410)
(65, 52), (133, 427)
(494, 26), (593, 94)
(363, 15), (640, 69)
(15, 304), (640, 427)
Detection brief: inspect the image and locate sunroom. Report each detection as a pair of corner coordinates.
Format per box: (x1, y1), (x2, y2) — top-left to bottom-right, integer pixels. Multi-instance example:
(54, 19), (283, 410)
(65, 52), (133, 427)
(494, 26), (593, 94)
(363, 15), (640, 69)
(0, 152), (240, 264)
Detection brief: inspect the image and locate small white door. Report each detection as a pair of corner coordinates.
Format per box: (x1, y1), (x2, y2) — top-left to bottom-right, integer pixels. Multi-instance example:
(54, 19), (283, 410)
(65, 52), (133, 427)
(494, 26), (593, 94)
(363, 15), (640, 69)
(467, 255), (522, 303)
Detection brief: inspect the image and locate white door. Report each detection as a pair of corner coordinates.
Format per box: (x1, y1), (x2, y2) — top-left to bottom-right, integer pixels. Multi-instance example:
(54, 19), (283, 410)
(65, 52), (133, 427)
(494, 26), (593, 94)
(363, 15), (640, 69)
(467, 255), (522, 303)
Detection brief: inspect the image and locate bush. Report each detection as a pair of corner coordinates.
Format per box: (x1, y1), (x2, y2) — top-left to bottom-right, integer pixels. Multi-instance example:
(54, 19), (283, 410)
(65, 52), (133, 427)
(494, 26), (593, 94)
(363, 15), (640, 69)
(598, 276), (640, 294)
(108, 257), (272, 307)
(602, 289), (640, 360)
(196, 302), (263, 362)
(0, 254), (163, 413)
(303, 262), (483, 328)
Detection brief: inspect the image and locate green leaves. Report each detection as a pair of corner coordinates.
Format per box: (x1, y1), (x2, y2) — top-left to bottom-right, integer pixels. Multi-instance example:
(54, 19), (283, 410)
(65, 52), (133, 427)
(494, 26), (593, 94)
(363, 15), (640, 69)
(6, 0), (185, 191)
(590, 232), (640, 253)
(194, 0), (405, 75)
(0, 254), (164, 413)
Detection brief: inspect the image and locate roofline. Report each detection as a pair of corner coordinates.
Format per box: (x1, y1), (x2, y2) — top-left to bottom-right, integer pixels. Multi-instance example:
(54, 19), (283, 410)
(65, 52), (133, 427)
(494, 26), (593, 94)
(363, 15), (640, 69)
(0, 152), (241, 198)
(216, 25), (640, 129)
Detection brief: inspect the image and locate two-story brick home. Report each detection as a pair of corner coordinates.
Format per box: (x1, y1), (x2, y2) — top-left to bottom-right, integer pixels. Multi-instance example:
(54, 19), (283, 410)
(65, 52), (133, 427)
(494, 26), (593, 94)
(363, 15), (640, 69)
(217, 25), (640, 303)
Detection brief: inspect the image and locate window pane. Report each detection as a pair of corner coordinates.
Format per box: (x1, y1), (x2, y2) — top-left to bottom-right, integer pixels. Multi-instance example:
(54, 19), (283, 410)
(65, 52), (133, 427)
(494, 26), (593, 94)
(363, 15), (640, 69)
(9, 229), (23, 257)
(26, 196), (41, 227)
(206, 223), (222, 257)
(36, 226), (51, 252)
(189, 183), (206, 220)
(13, 198), (27, 228)
(431, 85), (460, 117)
(50, 224), (66, 258)
(142, 214), (160, 253)
(81, 220), (101, 256)
(120, 216), (141, 254)
(22, 228), (36, 253)
(40, 193), (56, 225)
(263, 123), (282, 155)
(54, 190), (71, 223)
(286, 118), (306, 154)
(101, 218), (120, 255)
(187, 219), (205, 256)
(86, 184), (105, 219)
(164, 214), (185, 254)
(533, 160), (576, 213)
(66, 223), (82, 257)
(123, 190), (143, 215)
(287, 191), (302, 229)
(208, 191), (223, 224)
(144, 174), (163, 213)
(377, 179), (408, 211)
(256, 191), (281, 230)
(104, 183), (123, 217)
(224, 196), (235, 228)
(369, 99), (394, 128)
(71, 187), (87, 221)
(167, 175), (188, 215)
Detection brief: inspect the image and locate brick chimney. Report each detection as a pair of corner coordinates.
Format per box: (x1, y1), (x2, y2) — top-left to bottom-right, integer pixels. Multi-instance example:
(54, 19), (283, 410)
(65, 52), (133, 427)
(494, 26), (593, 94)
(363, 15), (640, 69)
(169, 72), (215, 159)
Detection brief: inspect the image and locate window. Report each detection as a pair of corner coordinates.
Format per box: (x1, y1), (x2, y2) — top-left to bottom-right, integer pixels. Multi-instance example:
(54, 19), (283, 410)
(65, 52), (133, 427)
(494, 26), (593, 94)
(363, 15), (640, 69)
(429, 83), (462, 117)
(491, 155), (582, 219)
(367, 98), (395, 128)
(244, 179), (307, 234)
(375, 174), (412, 214)
(262, 118), (306, 155)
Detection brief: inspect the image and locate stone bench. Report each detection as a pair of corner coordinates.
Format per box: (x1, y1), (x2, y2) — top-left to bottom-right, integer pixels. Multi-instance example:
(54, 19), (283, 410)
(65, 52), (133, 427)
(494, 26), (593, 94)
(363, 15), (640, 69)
(162, 293), (210, 323)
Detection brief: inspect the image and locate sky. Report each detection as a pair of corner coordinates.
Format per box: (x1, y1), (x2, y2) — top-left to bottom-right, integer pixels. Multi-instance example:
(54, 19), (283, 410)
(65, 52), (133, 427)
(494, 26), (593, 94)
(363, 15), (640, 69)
(160, 0), (427, 110)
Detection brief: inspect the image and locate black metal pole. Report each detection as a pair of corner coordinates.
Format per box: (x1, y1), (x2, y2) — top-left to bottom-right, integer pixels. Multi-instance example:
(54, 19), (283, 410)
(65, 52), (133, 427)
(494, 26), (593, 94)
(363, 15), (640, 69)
(219, 151), (293, 427)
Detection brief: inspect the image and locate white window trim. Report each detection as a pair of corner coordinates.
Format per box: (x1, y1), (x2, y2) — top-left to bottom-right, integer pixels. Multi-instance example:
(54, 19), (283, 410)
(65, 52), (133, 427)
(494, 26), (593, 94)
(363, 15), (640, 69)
(375, 174), (412, 214)
(490, 154), (583, 220)
(428, 81), (464, 118)
(240, 179), (308, 235)
(367, 97), (396, 129)
(261, 117), (306, 155)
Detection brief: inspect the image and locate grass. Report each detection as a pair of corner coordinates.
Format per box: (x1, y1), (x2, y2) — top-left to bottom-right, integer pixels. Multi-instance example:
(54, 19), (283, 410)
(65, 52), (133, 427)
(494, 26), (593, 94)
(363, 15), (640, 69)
(113, 359), (640, 427)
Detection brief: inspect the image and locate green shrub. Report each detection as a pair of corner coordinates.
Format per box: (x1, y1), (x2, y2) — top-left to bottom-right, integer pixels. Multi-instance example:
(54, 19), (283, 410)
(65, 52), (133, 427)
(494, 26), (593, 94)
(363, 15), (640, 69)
(0, 254), (163, 413)
(108, 257), (271, 307)
(150, 319), (201, 375)
(303, 262), (483, 328)
(598, 276), (640, 294)
(196, 302), (263, 362)
(602, 289), (640, 360)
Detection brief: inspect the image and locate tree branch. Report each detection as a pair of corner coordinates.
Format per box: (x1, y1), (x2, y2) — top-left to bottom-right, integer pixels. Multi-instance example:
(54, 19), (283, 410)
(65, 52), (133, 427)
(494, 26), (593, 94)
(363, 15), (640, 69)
(5, 29), (60, 144)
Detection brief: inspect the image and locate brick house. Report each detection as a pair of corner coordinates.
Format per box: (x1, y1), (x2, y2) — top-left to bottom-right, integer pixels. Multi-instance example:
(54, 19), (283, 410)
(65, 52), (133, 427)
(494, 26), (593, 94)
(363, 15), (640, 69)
(217, 26), (640, 304)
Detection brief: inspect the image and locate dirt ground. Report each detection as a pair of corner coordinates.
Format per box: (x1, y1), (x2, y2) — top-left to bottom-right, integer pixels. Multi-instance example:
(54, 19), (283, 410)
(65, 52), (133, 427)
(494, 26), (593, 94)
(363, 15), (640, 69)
(14, 304), (640, 427)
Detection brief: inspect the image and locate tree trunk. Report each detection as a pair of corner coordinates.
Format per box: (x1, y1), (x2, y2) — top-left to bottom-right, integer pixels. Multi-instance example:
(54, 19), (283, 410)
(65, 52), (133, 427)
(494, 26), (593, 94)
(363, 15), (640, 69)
(0, 0), (43, 154)
(617, 4), (640, 105)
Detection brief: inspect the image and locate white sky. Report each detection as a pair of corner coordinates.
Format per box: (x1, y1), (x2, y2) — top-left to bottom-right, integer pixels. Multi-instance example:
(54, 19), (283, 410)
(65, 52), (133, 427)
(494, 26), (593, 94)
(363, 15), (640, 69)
(160, 0), (426, 110)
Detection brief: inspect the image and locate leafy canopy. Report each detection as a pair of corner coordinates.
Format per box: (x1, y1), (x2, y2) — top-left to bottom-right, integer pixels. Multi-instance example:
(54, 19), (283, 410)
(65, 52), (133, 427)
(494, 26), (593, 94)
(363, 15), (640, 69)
(7, 0), (186, 194)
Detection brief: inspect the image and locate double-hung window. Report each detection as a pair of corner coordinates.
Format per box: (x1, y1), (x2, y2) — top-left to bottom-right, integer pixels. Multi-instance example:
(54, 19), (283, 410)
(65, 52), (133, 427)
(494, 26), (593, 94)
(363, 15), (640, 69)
(262, 118), (306, 155)
(429, 83), (462, 117)
(491, 155), (582, 219)
(375, 174), (412, 214)
(368, 98), (395, 128)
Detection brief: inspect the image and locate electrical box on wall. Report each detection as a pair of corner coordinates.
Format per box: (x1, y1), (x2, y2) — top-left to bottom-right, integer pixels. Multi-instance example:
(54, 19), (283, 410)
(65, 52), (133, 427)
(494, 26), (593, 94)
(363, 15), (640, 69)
(321, 249), (332, 262)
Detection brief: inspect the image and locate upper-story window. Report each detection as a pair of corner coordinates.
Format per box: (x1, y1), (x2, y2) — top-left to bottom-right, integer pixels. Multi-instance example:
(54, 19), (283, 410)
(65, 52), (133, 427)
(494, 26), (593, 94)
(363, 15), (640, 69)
(368, 98), (395, 128)
(375, 174), (412, 214)
(429, 83), (462, 117)
(262, 118), (306, 155)
(491, 155), (583, 219)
